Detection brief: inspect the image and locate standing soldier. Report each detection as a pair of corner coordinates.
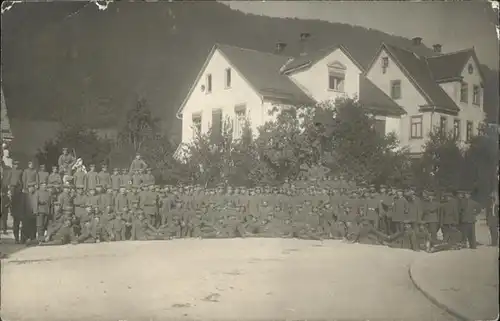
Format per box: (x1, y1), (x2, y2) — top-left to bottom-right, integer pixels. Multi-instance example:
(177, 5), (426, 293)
(440, 191), (460, 244)
(87, 187), (101, 211)
(143, 168), (155, 186)
(378, 185), (393, 234)
(458, 190), (482, 249)
(98, 164), (111, 191)
(406, 190), (423, 227)
(22, 161), (38, 192)
(37, 164), (49, 188)
(58, 184), (75, 216)
(58, 148), (76, 175)
(129, 153), (148, 174)
(140, 184), (158, 226)
(73, 185), (89, 223)
(115, 186), (130, 214)
(121, 168), (132, 189)
(485, 191), (498, 246)
(392, 189), (408, 233)
(73, 165), (87, 190)
(111, 168), (121, 194)
(86, 164), (99, 191)
(34, 181), (51, 243)
(421, 191), (441, 246)
(48, 166), (62, 190)
(22, 182), (38, 243)
(99, 186), (115, 225)
(160, 187), (173, 226)
(132, 170), (143, 189)
(4, 161), (23, 243)
(127, 185), (140, 206)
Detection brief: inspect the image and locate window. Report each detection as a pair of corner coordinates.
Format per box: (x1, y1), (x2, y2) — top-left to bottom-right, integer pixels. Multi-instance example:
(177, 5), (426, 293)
(192, 114), (202, 138)
(440, 116), (447, 136)
(234, 104), (246, 139)
(410, 115), (423, 139)
(390, 80), (401, 99)
(460, 82), (468, 103)
(373, 119), (386, 137)
(206, 74), (212, 93)
(453, 119), (461, 140)
(466, 121), (473, 142)
(328, 62), (346, 92)
(211, 109), (222, 143)
(381, 57), (389, 74)
(472, 85), (480, 105)
(225, 68), (232, 88)
(328, 73), (345, 91)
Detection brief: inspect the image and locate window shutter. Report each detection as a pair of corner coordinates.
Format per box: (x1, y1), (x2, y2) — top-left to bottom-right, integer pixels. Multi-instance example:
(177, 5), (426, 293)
(211, 109), (222, 143)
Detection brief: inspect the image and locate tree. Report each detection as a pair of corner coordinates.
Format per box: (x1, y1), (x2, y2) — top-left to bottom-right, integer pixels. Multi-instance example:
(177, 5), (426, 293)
(36, 124), (112, 168)
(118, 97), (160, 152)
(417, 128), (464, 193)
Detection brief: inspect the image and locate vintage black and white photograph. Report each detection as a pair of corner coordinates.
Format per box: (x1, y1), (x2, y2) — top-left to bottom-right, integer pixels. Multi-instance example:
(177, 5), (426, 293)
(0, 1), (499, 320)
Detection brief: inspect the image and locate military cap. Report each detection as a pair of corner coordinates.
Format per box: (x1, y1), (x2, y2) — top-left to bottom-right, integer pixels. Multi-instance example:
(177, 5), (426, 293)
(27, 182), (37, 188)
(63, 206), (74, 212)
(39, 181), (47, 186)
(13, 160), (19, 165)
(62, 147), (68, 151)
(53, 200), (61, 205)
(96, 183), (102, 187)
(131, 199), (139, 204)
(52, 165), (58, 169)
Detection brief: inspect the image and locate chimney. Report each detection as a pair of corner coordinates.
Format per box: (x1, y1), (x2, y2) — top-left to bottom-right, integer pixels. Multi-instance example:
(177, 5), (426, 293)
(299, 32), (311, 56)
(433, 44), (442, 53)
(412, 37), (423, 46)
(275, 42), (287, 54)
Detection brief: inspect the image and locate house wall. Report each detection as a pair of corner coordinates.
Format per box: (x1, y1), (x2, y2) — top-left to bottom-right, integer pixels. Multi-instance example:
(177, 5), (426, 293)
(180, 48), (263, 145)
(288, 48), (363, 103)
(366, 47), (431, 154)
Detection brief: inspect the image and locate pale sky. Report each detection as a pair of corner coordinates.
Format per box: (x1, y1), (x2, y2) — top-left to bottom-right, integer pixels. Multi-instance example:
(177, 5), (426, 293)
(224, 1), (498, 69)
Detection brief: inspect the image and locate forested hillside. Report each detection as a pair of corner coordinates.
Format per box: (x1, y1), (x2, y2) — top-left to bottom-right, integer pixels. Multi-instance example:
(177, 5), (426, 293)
(2, 1), (497, 137)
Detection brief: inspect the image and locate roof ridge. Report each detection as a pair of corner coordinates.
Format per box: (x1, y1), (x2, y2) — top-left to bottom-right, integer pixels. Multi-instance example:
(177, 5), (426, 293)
(426, 47), (474, 59)
(215, 43), (293, 59)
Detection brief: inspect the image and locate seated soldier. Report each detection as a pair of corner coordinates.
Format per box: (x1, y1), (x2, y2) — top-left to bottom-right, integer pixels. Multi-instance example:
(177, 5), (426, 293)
(40, 215), (77, 246)
(76, 208), (102, 244)
(108, 212), (126, 241)
(131, 211), (165, 241)
(348, 217), (387, 245)
(383, 221), (419, 251)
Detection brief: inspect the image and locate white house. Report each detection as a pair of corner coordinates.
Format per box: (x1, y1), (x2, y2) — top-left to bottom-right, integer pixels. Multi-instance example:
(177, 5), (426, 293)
(175, 39), (485, 157)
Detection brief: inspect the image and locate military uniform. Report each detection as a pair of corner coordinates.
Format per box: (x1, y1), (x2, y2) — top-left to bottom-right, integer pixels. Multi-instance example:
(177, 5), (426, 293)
(458, 192), (482, 249)
(73, 169), (87, 190)
(58, 149), (75, 174)
(73, 187), (89, 221)
(129, 155), (148, 174)
(115, 187), (130, 214)
(48, 167), (62, 191)
(98, 166), (112, 190)
(440, 193), (460, 244)
(86, 166), (99, 191)
(140, 185), (158, 226)
(121, 169), (132, 189)
(22, 183), (38, 242)
(421, 192), (441, 244)
(111, 169), (121, 192)
(37, 165), (49, 187)
(34, 182), (51, 242)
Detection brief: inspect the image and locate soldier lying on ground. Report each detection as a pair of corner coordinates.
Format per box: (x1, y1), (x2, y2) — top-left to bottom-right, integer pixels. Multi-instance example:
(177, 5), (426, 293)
(40, 215), (77, 246)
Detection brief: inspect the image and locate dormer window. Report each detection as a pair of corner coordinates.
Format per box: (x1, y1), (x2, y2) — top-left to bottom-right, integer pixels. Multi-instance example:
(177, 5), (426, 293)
(328, 61), (346, 92)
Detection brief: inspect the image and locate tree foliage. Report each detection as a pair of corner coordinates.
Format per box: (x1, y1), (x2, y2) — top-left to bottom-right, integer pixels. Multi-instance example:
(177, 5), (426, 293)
(36, 124), (112, 168)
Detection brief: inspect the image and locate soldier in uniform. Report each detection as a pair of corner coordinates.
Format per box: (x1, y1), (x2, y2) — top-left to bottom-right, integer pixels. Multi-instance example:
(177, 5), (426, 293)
(140, 183), (158, 226)
(21, 182), (38, 243)
(87, 187), (101, 210)
(121, 168), (132, 189)
(5, 161), (24, 243)
(37, 164), (49, 188)
(73, 185), (89, 223)
(485, 192), (498, 246)
(421, 191), (441, 246)
(48, 166), (62, 191)
(440, 192), (461, 245)
(42, 205), (77, 246)
(132, 169), (143, 188)
(98, 164), (111, 191)
(73, 164), (86, 190)
(86, 164), (99, 191)
(142, 168), (155, 186)
(111, 168), (121, 193)
(34, 181), (51, 243)
(99, 185), (115, 227)
(392, 189), (408, 233)
(129, 153), (148, 174)
(108, 212), (126, 241)
(76, 207), (100, 243)
(378, 185), (393, 234)
(458, 190), (482, 249)
(58, 148), (76, 175)
(115, 186), (130, 215)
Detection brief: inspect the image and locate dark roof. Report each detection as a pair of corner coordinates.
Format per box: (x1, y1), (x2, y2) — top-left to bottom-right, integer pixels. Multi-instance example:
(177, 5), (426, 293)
(358, 76), (406, 116)
(384, 44), (459, 114)
(280, 44), (365, 74)
(426, 49), (475, 81)
(217, 44), (315, 105)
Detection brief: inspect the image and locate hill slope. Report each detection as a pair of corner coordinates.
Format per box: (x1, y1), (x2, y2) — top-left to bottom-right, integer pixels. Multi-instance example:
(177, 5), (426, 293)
(1, 1), (498, 138)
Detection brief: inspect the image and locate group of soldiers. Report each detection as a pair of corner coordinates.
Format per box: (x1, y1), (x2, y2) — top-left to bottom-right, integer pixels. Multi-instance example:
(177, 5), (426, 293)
(2, 150), (497, 251)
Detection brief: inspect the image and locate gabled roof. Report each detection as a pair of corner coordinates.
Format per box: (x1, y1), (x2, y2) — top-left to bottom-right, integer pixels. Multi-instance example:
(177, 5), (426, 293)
(280, 44), (365, 74)
(217, 44), (316, 105)
(176, 44), (315, 118)
(1, 87), (14, 141)
(426, 48), (485, 82)
(378, 44), (460, 114)
(358, 76), (406, 116)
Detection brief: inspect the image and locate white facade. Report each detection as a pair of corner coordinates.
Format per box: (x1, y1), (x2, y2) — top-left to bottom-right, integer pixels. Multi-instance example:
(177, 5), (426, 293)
(288, 48), (363, 103)
(178, 48), (263, 147)
(366, 47), (429, 153)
